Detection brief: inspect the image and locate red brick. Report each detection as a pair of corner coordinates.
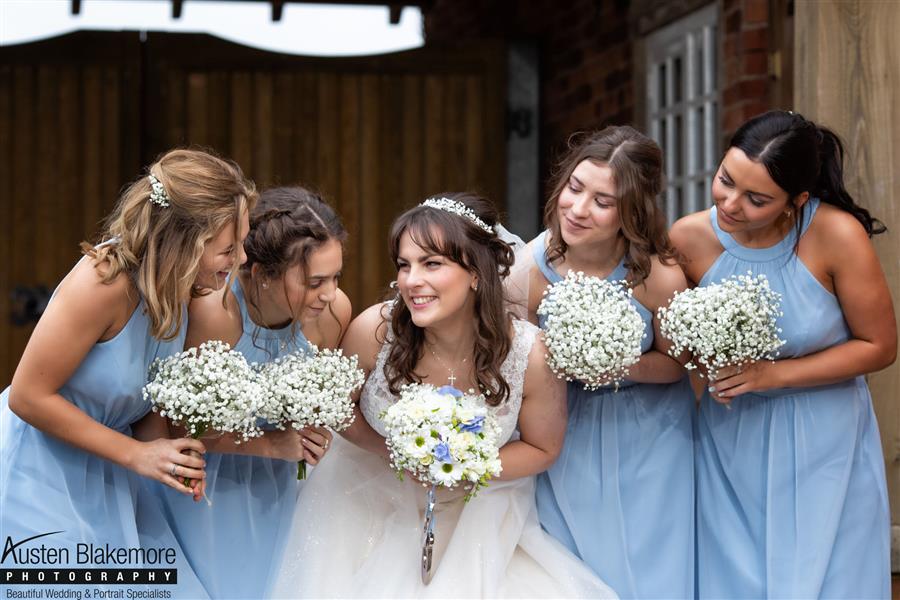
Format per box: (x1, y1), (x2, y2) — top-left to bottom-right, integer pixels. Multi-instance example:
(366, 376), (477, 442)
(740, 78), (769, 99)
(723, 106), (746, 133)
(741, 26), (768, 51)
(742, 0), (768, 24)
(742, 51), (768, 75)
(722, 82), (742, 106)
(724, 34), (738, 57)
(725, 10), (742, 34)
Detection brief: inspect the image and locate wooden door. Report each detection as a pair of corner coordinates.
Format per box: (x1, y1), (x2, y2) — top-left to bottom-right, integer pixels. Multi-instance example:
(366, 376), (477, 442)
(142, 32), (506, 317)
(0, 32), (507, 386)
(0, 32), (143, 386)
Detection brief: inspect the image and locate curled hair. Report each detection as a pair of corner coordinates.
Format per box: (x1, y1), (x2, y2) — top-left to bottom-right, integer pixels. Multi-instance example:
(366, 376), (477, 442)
(384, 192), (515, 406)
(240, 186), (347, 351)
(82, 148), (258, 340)
(730, 110), (885, 236)
(544, 126), (676, 288)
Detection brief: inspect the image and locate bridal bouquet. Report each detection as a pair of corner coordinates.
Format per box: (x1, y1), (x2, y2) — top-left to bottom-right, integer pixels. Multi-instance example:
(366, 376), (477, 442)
(382, 383), (503, 584)
(381, 384), (503, 500)
(144, 339), (266, 442)
(657, 271), (785, 380)
(258, 346), (365, 478)
(537, 271), (646, 390)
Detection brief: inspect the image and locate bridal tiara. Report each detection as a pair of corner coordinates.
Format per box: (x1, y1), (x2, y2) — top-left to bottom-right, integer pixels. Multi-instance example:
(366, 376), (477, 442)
(420, 197), (494, 234)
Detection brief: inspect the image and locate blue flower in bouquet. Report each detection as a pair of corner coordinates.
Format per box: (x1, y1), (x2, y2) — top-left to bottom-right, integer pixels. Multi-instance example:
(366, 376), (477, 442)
(459, 415), (485, 434)
(432, 441), (452, 462)
(436, 385), (463, 398)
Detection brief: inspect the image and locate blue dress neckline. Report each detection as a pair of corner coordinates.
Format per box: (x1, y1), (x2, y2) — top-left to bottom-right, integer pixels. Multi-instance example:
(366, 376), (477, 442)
(709, 198), (820, 263)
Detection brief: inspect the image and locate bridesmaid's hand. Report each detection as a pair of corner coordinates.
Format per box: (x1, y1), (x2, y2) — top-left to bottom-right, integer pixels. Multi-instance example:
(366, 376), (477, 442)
(299, 427), (333, 466)
(131, 438), (206, 495)
(264, 430), (306, 462)
(709, 360), (783, 403)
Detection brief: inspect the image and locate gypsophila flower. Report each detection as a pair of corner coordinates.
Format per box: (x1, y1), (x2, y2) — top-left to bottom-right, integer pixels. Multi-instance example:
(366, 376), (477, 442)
(381, 384), (502, 500)
(657, 271), (785, 380)
(537, 271), (646, 391)
(258, 346), (365, 479)
(258, 345), (364, 432)
(143, 340), (266, 442)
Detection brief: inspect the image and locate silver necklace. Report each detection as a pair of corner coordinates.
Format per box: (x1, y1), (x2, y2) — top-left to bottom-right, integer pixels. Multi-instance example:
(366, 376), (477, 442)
(427, 345), (469, 387)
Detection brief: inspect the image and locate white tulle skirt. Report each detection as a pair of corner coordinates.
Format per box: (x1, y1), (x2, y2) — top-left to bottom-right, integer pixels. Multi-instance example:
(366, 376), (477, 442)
(271, 436), (617, 599)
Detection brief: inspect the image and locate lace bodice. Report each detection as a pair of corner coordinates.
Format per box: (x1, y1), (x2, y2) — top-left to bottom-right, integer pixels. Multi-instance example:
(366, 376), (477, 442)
(360, 319), (540, 445)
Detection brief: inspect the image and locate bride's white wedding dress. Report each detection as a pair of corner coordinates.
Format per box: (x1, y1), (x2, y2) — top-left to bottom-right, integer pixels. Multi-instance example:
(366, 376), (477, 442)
(271, 319), (617, 598)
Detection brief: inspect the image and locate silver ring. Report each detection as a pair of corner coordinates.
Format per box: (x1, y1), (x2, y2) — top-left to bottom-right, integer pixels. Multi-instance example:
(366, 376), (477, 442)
(170, 463), (178, 477)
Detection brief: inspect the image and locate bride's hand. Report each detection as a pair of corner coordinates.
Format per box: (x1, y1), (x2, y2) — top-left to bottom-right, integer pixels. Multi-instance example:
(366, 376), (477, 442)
(299, 427), (333, 465)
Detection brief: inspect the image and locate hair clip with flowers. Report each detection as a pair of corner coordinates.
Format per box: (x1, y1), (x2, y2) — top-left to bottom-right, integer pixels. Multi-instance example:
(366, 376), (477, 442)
(148, 174), (171, 208)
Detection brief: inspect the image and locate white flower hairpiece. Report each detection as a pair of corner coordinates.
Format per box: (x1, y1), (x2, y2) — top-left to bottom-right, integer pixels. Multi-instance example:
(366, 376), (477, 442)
(148, 174), (171, 208)
(420, 197), (494, 234)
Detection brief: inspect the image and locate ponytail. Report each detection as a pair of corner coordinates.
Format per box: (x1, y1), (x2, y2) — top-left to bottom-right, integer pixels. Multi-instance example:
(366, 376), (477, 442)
(814, 127), (885, 236)
(730, 110), (886, 238)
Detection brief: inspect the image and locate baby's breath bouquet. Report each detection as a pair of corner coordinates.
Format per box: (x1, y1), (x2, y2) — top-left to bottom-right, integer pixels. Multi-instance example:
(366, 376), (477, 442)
(381, 383), (503, 584)
(143, 340), (266, 495)
(537, 271), (646, 391)
(258, 346), (365, 478)
(143, 339), (266, 442)
(657, 272), (785, 380)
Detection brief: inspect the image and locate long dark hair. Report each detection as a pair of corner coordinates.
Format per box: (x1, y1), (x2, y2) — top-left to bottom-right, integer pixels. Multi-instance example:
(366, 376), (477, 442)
(544, 126), (677, 288)
(730, 110), (885, 236)
(241, 186), (347, 353)
(383, 192), (515, 406)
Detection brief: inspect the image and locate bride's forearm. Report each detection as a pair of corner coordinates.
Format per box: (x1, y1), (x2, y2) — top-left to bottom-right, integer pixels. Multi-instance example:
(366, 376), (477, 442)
(496, 440), (558, 480)
(340, 404), (390, 459)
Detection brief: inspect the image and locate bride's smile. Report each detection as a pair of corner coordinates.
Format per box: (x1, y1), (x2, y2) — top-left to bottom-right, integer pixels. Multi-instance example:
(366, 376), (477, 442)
(395, 229), (477, 330)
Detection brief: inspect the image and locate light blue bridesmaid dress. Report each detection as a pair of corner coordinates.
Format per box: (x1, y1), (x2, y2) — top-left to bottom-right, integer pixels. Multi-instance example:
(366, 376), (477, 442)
(531, 230), (696, 599)
(0, 258), (208, 598)
(154, 279), (308, 599)
(696, 198), (890, 598)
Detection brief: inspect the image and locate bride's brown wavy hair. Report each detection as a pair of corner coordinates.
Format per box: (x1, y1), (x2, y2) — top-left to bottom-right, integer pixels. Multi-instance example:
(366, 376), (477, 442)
(383, 193), (515, 406)
(544, 126), (676, 287)
(82, 148), (258, 340)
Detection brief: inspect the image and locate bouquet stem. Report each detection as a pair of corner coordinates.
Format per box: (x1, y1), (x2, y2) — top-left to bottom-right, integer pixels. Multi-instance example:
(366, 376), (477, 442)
(184, 428), (212, 506)
(297, 460), (307, 480)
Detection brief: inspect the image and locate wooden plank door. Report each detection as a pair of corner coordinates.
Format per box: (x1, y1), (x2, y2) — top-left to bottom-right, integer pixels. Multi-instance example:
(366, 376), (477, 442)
(0, 32), (142, 386)
(142, 33), (507, 314)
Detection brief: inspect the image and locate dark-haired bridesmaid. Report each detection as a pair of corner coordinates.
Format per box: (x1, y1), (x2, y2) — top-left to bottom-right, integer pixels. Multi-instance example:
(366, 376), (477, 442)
(671, 110), (896, 598)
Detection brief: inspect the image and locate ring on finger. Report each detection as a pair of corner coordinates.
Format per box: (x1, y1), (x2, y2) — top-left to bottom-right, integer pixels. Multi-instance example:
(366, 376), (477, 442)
(170, 463), (178, 477)
(323, 440), (329, 450)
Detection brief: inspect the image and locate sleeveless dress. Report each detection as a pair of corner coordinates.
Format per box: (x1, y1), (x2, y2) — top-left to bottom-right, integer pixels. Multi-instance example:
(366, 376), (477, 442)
(530, 230), (696, 599)
(153, 279), (308, 599)
(0, 257), (208, 598)
(696, 199), (890, 598)
(270, 317), (617, 598)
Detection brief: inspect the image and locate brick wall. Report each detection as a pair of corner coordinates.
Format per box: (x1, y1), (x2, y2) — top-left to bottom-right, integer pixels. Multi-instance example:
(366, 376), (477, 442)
(423, 0), (779, 184)
(720, 0), (774, 139)
(423, 0), (635, 182)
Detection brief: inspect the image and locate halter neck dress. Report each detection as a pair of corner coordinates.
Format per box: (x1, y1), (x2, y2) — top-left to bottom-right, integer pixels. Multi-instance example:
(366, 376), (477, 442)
(695, 199), (889, 598)
(531, 230), (696, 599)
(1, 256), (208, 598)
(152, 278), (310, 599)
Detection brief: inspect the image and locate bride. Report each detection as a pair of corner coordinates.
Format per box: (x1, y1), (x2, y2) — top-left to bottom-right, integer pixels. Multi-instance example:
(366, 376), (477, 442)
(271, 193), (616, 598)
